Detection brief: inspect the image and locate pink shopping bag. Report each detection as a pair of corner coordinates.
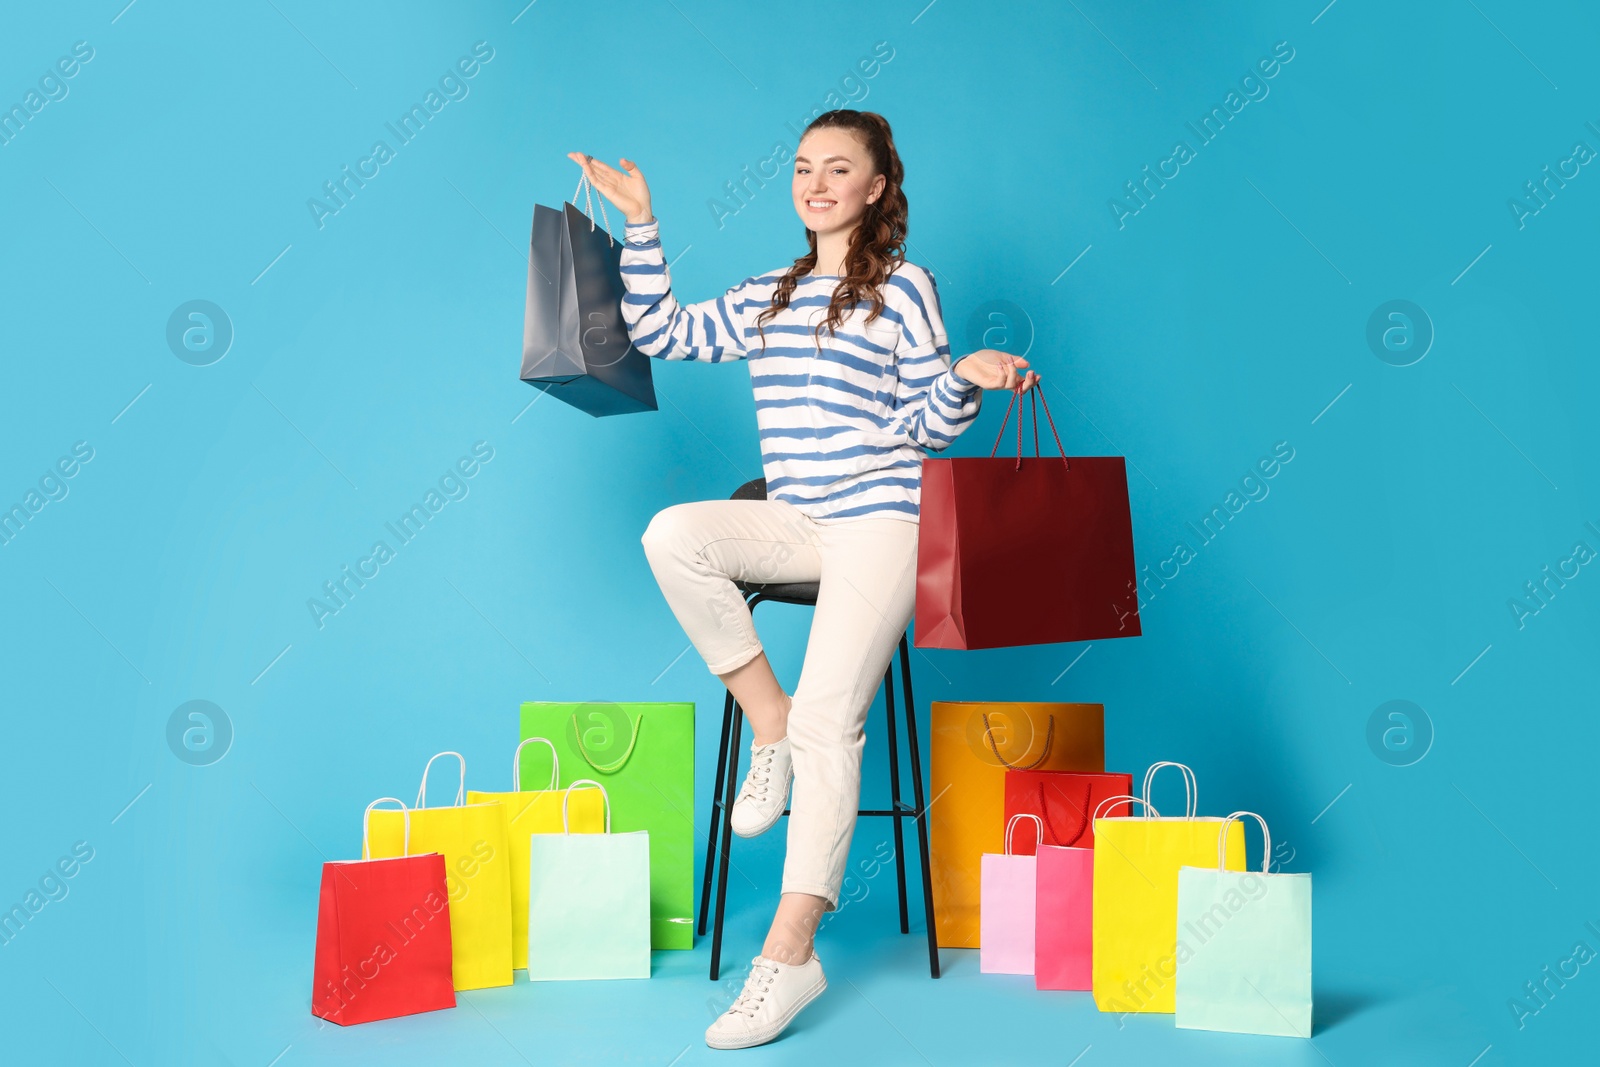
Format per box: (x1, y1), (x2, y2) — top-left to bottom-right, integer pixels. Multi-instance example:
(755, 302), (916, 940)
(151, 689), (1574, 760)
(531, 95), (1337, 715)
(980, 814), (1042, 975)
(1034, 795), (1133, 990)
(1034, 845), (1092, 989)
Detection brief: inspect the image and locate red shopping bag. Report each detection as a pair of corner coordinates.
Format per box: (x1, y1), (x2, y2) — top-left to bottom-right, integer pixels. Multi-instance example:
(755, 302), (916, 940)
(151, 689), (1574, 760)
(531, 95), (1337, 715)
(311, 799), (457, 1026)
(1003, 769), (1133, 851)
(915, 388), (1141, 649)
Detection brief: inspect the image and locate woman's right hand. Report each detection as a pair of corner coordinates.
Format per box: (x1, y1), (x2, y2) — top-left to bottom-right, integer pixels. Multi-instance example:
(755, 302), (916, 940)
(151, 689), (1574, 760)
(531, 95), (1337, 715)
(567, 152), (653, 224)
(954, 350), (1040, 394)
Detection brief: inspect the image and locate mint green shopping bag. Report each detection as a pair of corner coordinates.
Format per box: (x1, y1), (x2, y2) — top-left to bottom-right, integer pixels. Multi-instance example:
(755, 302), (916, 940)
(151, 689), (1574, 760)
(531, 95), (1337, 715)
(520, 700), (694, 950)
(526, 780), (652, 981)
(1175, 811), (1313, 1038)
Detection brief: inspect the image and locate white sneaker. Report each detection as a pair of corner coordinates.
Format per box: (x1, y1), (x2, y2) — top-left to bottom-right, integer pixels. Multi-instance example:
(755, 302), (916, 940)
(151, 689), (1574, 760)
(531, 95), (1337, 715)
(705, 953), (827, 1050)
(729, 737), (792, 839)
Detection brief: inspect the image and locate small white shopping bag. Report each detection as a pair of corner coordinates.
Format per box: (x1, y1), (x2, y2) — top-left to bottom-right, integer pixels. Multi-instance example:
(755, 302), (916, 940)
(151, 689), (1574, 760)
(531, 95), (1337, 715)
(526, 779), (651, 980)
(1175, 811), (1312, 1037)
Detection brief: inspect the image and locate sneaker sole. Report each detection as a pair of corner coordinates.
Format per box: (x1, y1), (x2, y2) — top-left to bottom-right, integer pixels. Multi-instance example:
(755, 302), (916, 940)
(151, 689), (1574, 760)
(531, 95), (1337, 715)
(728, 770), (794, 839)
(705, 974), (827, 1050)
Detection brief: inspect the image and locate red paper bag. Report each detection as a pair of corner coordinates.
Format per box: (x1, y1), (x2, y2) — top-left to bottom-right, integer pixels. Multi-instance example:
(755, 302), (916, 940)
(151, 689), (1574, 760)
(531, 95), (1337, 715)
(1003, 770), (1133, 851)
(915, 388), (1141, 650)
(311, 799), (457, 1026)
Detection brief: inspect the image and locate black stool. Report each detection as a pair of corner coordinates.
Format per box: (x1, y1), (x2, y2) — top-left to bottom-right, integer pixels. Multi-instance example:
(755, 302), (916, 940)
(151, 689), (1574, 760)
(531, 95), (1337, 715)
(698, 477), (941, 980)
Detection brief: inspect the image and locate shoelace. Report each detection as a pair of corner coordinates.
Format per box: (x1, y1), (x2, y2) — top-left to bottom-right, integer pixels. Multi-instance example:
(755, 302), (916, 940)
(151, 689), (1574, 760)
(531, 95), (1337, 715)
(739, 744), (777, 801)
(727, 959), (780, 1018)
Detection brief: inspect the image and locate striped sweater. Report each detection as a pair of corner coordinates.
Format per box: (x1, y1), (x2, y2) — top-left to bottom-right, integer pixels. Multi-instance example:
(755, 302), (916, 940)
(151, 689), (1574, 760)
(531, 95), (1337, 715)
(619, 217), (983, 523)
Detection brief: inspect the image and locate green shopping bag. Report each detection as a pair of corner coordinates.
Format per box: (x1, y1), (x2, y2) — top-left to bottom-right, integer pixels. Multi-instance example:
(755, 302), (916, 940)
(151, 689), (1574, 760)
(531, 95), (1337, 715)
(1175, 811), (1313, 1037)
(527, 780), (651, 980)
(520, 700), (694, 950)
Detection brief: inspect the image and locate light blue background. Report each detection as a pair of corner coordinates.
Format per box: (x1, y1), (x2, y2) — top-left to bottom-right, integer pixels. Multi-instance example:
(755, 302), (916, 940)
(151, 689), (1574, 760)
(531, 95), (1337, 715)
(2, 1), (1595, 1064)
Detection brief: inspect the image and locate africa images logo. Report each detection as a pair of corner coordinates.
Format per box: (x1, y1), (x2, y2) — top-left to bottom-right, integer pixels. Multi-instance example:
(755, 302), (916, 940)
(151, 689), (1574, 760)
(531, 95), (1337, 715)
(307, 442), (494, 630)
(317, 887), (450, 1023)
(306, 42), (495, 230)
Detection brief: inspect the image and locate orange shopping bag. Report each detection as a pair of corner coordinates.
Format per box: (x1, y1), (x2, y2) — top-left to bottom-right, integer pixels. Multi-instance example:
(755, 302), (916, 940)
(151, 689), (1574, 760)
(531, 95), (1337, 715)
(929, 700), (1104, 948)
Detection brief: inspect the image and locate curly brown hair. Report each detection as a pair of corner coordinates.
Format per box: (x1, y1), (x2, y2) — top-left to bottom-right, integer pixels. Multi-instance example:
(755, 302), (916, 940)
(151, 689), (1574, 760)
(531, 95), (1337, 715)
(754, 109), (908, 353)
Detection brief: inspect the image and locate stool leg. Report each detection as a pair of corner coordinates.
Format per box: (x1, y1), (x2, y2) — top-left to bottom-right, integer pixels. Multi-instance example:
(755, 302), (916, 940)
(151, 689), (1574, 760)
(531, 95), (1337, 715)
(699, 689), (736, 938)
(881, 655), (910, 935)
(899, 634), (940, 978)
(710, 704), (743, 981)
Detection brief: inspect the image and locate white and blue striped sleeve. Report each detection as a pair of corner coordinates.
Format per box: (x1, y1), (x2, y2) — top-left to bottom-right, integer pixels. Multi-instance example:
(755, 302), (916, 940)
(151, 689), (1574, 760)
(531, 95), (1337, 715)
(886, 269), (982, 452)
(618, 218), (751, 362)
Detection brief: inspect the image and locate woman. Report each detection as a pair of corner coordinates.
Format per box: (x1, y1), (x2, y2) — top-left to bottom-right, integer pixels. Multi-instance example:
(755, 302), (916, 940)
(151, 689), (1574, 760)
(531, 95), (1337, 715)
(569, 109), (1038, 1050)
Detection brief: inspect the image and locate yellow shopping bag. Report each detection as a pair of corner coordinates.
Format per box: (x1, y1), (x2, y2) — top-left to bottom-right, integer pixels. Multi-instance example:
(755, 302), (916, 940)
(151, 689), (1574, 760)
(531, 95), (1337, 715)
(1091, 763), (1243, 1015)
(368, 751), (514, 991)
(466, 738), (605, 970)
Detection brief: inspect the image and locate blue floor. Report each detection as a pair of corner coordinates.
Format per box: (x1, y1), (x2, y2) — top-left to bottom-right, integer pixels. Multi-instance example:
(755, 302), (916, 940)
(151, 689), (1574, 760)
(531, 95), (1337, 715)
(11, 805), (1577, 1067)
(171, 867), (1564, 1067)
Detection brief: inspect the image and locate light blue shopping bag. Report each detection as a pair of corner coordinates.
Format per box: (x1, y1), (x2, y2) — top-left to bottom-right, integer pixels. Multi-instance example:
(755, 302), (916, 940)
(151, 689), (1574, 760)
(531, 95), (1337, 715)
(1175, 811), (1312, 1037)
(526, 780), (652, 981)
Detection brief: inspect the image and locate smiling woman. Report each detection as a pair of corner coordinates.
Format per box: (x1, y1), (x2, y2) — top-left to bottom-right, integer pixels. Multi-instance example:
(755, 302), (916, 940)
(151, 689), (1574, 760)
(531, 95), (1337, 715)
(569, 108), (1039, 1050)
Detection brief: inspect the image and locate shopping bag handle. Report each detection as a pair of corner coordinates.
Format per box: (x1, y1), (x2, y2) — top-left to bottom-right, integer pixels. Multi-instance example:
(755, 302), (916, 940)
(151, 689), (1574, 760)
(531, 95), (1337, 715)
(1217, 810), (1271, 873)
(988, 385), (1070, 473)
(560, 778), (612, 834)
(1092, 794), (1157, 821)
(512, 737), (560, 793)
(363, 797), (411, 859)
(982, 711), (1053, 770)
(571, 171), (615, 247)
(1036, 779), (1093, 846)
(1142, 761), (1197, 819)
(416, 751), (466, 809)
(570, 709), (643, 774)
(1004, 813), (1044, 856)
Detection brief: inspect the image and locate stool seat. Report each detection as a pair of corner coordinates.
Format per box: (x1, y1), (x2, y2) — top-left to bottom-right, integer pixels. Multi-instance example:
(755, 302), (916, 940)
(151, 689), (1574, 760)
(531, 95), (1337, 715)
(731, 579), (820, 603)
(700, 477), (940, 980)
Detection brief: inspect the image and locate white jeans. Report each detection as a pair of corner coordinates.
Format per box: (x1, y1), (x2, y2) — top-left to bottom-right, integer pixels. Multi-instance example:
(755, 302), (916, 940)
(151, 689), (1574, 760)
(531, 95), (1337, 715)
(640, 498), (920, 909)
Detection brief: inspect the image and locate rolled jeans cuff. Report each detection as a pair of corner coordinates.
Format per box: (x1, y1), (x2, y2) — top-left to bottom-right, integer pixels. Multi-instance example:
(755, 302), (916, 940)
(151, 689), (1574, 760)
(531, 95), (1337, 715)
(704, 642), (764, 676)
(778, 880), (840, 913)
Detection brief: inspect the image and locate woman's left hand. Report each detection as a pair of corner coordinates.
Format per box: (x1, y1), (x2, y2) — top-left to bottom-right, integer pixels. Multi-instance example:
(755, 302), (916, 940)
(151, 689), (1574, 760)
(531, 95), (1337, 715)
(955, 349), (1041, 393)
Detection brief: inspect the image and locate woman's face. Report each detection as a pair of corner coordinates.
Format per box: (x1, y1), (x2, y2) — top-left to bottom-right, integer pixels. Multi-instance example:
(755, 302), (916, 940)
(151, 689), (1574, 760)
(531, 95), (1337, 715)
(792, 127), (885, 245)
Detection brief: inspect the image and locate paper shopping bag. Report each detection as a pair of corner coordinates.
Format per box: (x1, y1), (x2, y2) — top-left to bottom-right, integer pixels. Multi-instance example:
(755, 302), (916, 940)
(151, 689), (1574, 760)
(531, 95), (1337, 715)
(466, 737), (605, 970)
(367, 752), (514, 991)
(1004, 769), (1133, 850)
(980, 815), (1043, 974)
(520, 700), (694, 950)
(527, 780), (652, 980)
(1176, 812), (1313, 1037)
(930, 700), (1103, 948)
(311, 799), (456, 1025)
(916, 388), (1140, 649)
(1029, 791), (1141, 992)
(1092, 764), (1244, 1015)
(521, 173), (657, 416)
(1034, 842), (1095, 991)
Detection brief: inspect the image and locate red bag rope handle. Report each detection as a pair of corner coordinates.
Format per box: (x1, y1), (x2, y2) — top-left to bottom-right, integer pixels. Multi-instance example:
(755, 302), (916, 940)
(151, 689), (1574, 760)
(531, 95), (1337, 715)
(987, 381), (1071, 472)
(1036, 778), (1094, 847)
